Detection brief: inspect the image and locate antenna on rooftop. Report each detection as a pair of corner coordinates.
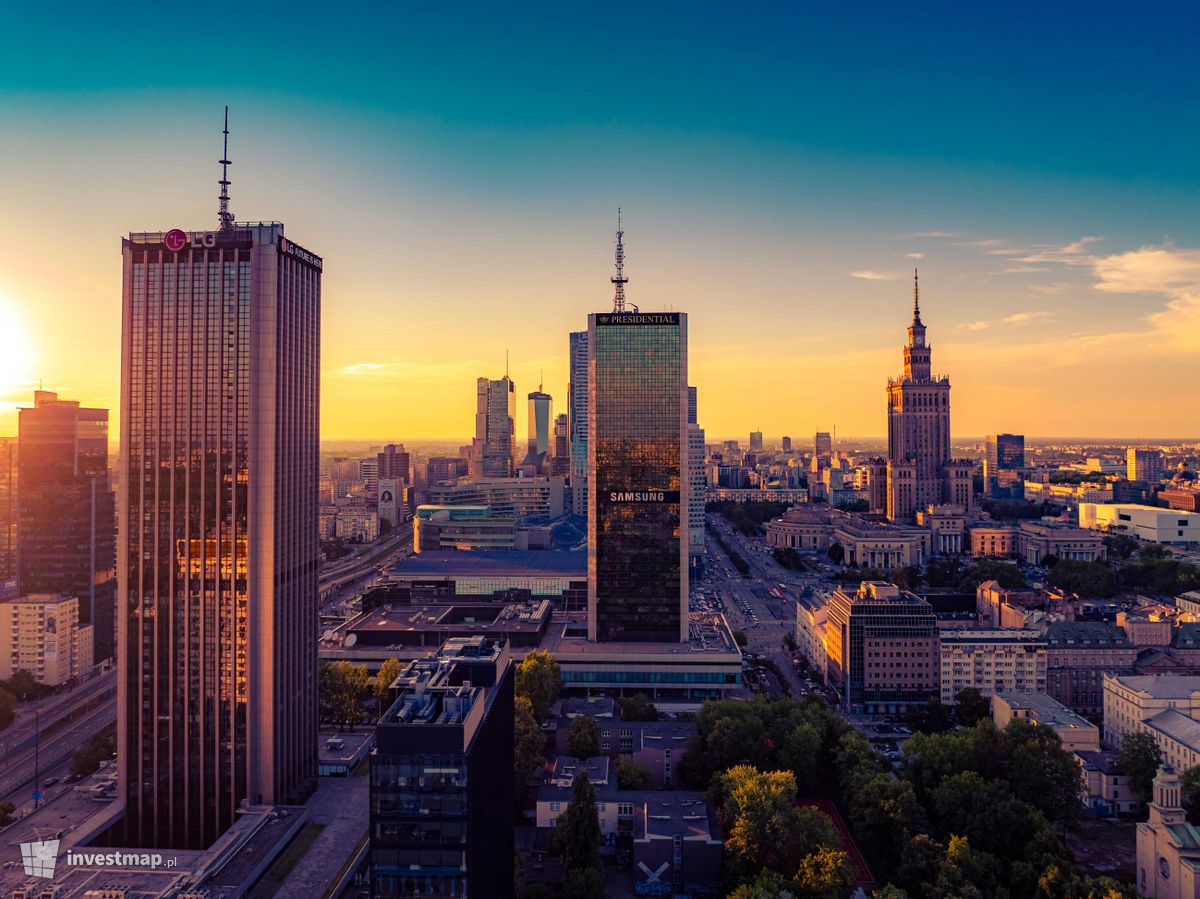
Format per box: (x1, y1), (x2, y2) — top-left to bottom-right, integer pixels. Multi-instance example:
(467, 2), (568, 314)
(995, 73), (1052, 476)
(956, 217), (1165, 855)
(218, 106), (235, 231)
(612, 208), (628, 312)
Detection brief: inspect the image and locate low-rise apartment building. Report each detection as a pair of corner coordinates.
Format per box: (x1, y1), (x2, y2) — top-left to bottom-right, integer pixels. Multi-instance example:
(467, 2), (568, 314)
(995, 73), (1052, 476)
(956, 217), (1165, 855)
(939, 629), (1047, 704)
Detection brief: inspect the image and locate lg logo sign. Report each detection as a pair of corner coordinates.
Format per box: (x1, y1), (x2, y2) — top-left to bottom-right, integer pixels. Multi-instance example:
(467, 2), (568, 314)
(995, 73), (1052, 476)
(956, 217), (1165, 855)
(163, 229), (218, 252)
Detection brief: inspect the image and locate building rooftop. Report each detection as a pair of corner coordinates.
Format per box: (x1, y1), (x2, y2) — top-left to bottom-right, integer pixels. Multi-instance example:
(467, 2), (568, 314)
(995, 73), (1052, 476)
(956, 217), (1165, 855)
(548, 755), (610, 786)
(333, 598), (552, 646)
(995, 692), (1096, 731)
(941, 629), (1046, 644)
(1074, 748), (1123, 775)
(1174, 623), (1200, 649)
(389, 549), (587, 580)
(537, 612), (741, 659)
(1147, 709), (1200, 750)
(1107, 674), (1200, 699)
(1045, 621), (1133, 647)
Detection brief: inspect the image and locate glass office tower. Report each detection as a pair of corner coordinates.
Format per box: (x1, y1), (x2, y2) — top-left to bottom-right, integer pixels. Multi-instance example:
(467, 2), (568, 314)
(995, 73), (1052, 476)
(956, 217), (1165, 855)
(119, 222), (320, 848)
(587, 311), (688, 643)
(568, 330), (589, 517)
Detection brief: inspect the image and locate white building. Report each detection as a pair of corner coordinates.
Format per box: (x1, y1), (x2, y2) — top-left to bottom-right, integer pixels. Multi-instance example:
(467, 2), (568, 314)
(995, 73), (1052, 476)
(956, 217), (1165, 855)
(0, 593), (94, 685)
(938, 629), (1046, 704)
(795, 597), (829, 681)
(1136, 765), (1200, 899)
(1080, 503), (1200, 544)
(1104, 674), (1200, 774)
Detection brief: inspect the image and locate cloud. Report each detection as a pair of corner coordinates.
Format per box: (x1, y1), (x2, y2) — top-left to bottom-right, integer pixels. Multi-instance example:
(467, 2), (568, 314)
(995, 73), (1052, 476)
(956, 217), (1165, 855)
(905, 252), (925, 260)
(850, 270), (906, 281)
(1090, 245), (1200, 349)
(906, 230), (963, 239)
(1002, 311), (1051, 326)
(957, 320), (991, 331)
(341, 362), (397, 374)
(996, 236), (1103, 266)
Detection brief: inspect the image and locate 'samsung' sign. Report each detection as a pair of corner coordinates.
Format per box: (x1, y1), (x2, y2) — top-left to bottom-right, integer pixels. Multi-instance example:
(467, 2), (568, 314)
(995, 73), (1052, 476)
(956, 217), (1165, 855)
(608, 490), (679, 503)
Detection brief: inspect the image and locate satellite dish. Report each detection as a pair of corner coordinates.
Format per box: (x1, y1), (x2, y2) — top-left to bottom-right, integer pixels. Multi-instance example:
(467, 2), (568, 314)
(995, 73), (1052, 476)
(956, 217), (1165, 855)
(345, 633), (358, 648)
(322, 629), (334, 642)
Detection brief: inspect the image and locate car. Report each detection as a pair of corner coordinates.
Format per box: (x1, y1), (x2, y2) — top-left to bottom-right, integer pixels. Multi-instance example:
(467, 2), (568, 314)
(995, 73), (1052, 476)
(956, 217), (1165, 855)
(43, 776), (59, 787)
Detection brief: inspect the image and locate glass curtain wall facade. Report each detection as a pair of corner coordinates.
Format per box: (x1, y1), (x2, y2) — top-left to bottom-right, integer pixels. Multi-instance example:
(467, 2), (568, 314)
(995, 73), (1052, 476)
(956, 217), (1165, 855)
(119, 223), (319, 849)
(0, 438), (17, 584)
(588, 312), (688, 643)
(568, 331), (589, 517)
(17, 392), (115, 659)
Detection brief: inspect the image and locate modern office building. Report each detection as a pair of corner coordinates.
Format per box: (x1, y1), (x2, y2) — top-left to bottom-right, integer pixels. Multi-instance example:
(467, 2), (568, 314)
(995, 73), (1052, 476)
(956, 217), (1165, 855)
(370, 637), (514, 899)
(0, 592), (94, 685)
(588, 310), (689, 642)
(378, 549), (587, 610)
(118, 156), (321, 847)
(471, 375), (516, 479)
(984, 433), (1025, 498)
(885, 272), (973, 521)
(1080, 503), (1200, 543)
(781, 435), (792, 453)
(378, 443), (411, 485)
(749, 430), (763, 452)
(568, 330), (589, 517)
(427, 455), (469, 486)
(413, 504), (555, 553)
(814, 431), (832, 459)
(1128, 447), (1166, 484)
(551, 413), (570, 477)
(428, 476), (565, 519)
(0, 437), (15, 583)
(17, 390), (116, 661)
(687, 386), (706, 567)
(824, 581), (938, 714)
(527, 387), (552, 458)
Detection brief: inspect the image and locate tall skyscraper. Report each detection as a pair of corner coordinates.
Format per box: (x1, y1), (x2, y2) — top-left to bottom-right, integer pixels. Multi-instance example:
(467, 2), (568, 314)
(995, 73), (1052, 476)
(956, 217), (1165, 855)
(687, 387), (706, 567)
(17, 390), (115, 660)
(551, 412), (570, 477)
(471, 375), (516, 478)
(781, 435), (792, 453)
(985, 433), (1025, 498)
(588, 219), (689, 642)
(814, 431), (833, 459)
(527, 387), (552, 457)
(1127, 447), (1165, 483)
(885, 271), (972, 521)
(0, 437), (15, 585)
(568, 330), (589, 517)
(118, 119), (320, 848)
(749, 430), (763, 452)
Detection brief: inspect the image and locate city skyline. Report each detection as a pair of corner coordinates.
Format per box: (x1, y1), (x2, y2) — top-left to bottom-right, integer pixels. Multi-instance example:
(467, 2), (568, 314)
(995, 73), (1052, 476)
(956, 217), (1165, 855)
(2, 6), (1199, 441)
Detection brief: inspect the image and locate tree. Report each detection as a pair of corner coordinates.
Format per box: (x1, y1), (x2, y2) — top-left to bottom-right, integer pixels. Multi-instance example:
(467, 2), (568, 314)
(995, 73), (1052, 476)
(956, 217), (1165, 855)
(516, 650), (562, 720)
(1118, 731), (1163, 803)
(552, 771), (602, 886)
(1005, 720), (1083, 827)
(1182, 765), (1200, 824)
(0, 800), (13, 828)
(728, 871), (799, 899)
(793, 847), (855, 899)
(617, 693), (658, 721)
(515, 695), (546, 791)
(0, 686), (14, 730)
(70, 731), (117, 779)
(953, 688), (989, 727)
(1049, 560), (1118, 598)
(374, 657), (404, 715)
(318, 660), (370, 730)
(958, 560), (1026, 591)
(733, 630), (749, 647)
(906, 698), (954, 734)
(561, 866), (604, 899)
(615, 755), (652, 790)
(827, 543), (845, 565)
(567, 716), (601, 758)
(4, 669), (50, 701)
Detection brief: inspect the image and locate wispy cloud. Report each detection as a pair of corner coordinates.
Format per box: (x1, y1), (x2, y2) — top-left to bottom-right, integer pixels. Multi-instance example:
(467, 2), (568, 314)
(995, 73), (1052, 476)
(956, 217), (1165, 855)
(1002, 311), (1051, 326)
(850, 270), (907, 281)
(1091, 244), (1200, 350)
(957, 320), (991, 331)
(341, 362), (397, 374)
(905, 252), (925, 260)
(992, 236), (1103, 266)
(906, 230), (963, 239)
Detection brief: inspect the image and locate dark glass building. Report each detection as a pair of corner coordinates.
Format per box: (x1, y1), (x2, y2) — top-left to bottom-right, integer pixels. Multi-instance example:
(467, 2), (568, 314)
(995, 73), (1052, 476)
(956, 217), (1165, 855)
(985, 433), (1025, 498)
(17, 391), (116, 660)
(371, 636), (514, 898)
(118, 221), (320, 848)
(588, 311), (689, 643)
(0, 437), (16, 585)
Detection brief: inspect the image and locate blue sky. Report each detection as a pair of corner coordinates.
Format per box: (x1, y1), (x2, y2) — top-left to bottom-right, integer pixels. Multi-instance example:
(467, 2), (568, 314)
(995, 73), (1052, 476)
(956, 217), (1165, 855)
(1, 3), (1197, 438)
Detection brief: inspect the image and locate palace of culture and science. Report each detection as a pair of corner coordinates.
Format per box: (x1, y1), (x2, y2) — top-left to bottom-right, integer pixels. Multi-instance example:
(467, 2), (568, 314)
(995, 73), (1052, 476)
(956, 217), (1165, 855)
(885, 272), (973, 522)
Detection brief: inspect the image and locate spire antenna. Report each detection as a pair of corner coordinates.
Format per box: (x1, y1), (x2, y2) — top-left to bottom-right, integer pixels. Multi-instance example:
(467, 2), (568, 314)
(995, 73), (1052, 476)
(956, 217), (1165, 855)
(218, 106), (235, 231)
(913, 267), (921, 320)
(611, 208), (628, 312)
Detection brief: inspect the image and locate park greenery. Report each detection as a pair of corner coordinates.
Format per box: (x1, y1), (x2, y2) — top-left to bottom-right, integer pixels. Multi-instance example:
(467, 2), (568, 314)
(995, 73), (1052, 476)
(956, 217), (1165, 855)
(318, 659), (371, 730)
(514, 650), (562, 803)
(707, 500), (791, 537)
(672, 695), (1134, 898)
(614, 755), (652, 790)
(70, 731), (117, 779)
(566, 716), (601, 759)
(551, 771), (605, 899)
(616, 693), (658, 721)
(773, 546), (810, 571)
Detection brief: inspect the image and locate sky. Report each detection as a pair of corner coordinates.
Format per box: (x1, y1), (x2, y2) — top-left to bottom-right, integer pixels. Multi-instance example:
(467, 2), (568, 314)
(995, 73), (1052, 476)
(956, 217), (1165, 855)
(1, 3), (1198, 441)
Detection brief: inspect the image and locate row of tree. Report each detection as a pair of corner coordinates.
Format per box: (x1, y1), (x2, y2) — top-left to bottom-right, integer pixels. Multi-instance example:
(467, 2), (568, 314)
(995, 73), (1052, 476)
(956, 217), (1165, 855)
(317, 657), (404, 730)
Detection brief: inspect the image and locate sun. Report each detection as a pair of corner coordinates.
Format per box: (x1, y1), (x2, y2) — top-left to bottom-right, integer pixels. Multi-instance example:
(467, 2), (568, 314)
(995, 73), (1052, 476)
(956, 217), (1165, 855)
(0, 297), (36, 414)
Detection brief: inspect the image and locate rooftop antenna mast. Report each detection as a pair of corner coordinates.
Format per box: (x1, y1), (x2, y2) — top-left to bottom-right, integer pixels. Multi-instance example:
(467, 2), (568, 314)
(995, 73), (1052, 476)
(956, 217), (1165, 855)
(611, 208), (628, 312)
(913, 267), (921, 321)
(218, 106), (235, 231)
